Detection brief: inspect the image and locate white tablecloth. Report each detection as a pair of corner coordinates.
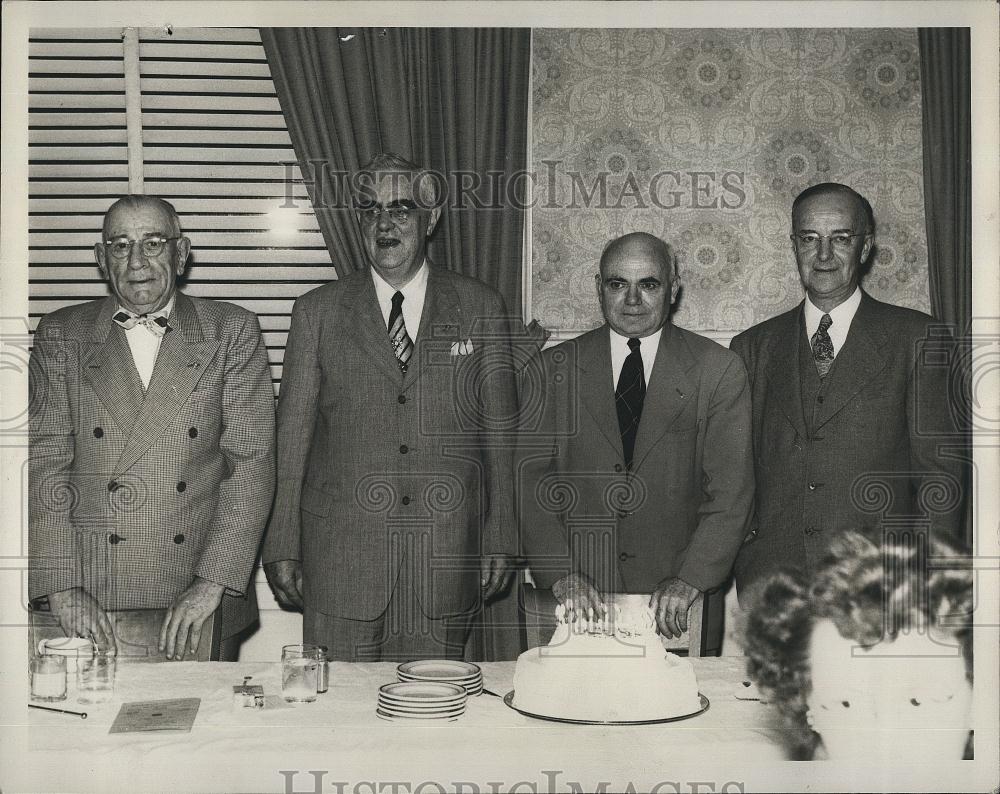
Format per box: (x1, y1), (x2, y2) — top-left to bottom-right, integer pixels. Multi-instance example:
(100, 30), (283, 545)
(19, 658), (790, 792)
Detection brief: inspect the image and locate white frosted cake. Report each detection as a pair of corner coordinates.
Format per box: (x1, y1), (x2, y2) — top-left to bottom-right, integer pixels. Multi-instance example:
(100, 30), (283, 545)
(513, 603), (702, 722)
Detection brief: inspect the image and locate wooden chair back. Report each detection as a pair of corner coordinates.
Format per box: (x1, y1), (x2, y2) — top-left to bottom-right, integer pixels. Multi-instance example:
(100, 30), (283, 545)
(30, 603), (221, 661)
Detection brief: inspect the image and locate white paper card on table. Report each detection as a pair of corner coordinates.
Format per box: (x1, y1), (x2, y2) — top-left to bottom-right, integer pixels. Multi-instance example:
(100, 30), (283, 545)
(109, 698), (201, 733)
(733, 680), (766, 702)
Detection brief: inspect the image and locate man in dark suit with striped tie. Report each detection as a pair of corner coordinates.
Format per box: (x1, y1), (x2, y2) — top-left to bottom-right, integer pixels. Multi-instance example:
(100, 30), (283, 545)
(730, 183), (964, 597)
(519, 232), (754, 642)
(263, 153), (519, 661)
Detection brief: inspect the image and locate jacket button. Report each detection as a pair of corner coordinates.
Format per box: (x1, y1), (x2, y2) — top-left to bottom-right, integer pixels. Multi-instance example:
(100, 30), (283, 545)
(93, 427), (104, 439)
(816, 395), (825, 404)
(174, 534), (185, 544)
(805, 526), (816, 536)
(808, 481), (817, 490)
(614, 463), (623, 473)
(188, 427), (198, 438)
(108, 534), (121, 545)
(618, 552), (629, 562)
(176, 481), (187, 492)
(399, 444), (408, 454)
(398, 395), (407, 404)
(107, 480), (118, 492)
(401, 496), (411, 505)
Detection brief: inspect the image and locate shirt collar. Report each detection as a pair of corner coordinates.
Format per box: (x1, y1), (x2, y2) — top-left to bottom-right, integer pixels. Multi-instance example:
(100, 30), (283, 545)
(371, 260), (428, 305)
(609, 324), (664, 352)
(116, 294), (175, 320)
(805, 286), (862, 331)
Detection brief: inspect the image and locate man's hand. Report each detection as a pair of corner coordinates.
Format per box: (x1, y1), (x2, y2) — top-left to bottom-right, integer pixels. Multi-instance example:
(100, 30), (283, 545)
(158, 577), (224, 660)
(649, 577), (701, 639)
(47, 587), (117, 653)
(552, 573), (606, 627)
(264, 559), (304, 611)
(480, 554), (518, 602)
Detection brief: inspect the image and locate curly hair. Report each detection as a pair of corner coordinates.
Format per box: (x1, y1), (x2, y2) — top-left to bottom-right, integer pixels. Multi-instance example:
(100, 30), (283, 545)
(740, 527), (973, 759)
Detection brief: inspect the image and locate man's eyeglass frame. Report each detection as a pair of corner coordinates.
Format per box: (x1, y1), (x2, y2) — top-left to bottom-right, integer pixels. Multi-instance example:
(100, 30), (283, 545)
(103, 236), (182, 259)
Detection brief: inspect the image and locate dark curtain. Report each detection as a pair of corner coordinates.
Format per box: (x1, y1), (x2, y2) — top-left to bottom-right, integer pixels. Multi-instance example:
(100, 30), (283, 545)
(260, 27), (530, 313)
(918, 28), (972, 546)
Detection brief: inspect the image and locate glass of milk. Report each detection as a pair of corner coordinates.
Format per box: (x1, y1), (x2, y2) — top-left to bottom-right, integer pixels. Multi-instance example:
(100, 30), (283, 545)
(30, 653), (67, 702)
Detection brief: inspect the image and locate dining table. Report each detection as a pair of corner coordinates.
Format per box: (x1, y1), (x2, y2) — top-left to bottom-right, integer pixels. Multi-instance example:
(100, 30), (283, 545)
(14, 657), (801, 792)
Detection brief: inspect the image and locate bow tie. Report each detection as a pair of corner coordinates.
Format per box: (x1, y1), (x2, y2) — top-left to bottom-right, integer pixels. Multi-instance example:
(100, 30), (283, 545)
(112, 309), (172, 336)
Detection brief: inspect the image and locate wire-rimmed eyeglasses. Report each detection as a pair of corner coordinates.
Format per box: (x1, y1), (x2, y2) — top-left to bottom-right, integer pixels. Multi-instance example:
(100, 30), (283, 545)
(103, 236), (181, 259)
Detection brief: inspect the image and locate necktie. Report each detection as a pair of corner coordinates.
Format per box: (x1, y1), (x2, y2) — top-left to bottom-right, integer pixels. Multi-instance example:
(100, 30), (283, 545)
(615, 337), (646, 470)
(387, 291), (413, 374)
(112, 309), (171, 337)
(811, 313), (834, 378)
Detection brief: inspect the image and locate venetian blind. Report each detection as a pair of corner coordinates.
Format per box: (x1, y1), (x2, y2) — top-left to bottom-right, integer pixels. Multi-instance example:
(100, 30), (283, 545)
(28, 26), (334, 396)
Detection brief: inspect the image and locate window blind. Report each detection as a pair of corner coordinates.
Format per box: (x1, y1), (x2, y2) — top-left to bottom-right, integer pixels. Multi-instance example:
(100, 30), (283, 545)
(28, 26), (334, 396)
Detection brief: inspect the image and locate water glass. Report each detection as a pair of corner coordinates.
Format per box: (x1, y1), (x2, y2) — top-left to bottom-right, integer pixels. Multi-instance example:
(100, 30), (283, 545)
(30, 654), (67, 702)
(77, 650), (116, 704)
(281, 644), (319, 703)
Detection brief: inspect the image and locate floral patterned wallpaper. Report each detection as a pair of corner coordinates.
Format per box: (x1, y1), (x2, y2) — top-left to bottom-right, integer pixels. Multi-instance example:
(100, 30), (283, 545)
(531, 29), (930, 335)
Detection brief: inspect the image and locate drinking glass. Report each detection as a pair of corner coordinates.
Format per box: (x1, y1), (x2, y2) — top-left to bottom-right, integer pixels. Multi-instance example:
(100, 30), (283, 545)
(281, 644), (319, 703)
(30, 654), (67, 702)
(77, 650), (116, 704)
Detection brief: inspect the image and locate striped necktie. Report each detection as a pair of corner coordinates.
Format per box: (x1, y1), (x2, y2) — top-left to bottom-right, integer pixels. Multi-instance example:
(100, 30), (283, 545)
(387, 291), (413, 374)
(811, 313), (834, 378)
(615, 337), (646, 469)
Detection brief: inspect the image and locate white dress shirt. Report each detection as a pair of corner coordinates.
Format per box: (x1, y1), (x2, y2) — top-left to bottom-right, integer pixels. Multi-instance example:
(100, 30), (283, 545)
(610, 326), (662, 388)
(121, 295), (174, 390)
(804, 286), (862, 358)
(371, 261), (429, 343)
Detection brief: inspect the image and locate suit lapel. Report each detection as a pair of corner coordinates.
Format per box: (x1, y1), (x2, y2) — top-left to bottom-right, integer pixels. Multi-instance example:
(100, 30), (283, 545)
(764, 304), (808, 440)
(343, 270), (407, 383)
(813, 292), (888, 430)
(82, 297), (145, 438)
(577, 327), (623, 456)
(632, 325), (697, 473)
(404, 266), (462, 389)
(116, 293), (220, 472)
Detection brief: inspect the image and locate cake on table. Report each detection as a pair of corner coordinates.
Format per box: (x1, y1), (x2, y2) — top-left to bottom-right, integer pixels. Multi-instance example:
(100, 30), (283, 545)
(512, 601), (702, 722)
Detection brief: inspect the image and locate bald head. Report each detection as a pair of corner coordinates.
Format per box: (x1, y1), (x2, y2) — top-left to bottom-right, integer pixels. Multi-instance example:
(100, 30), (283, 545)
(596, 232), (679, 338)
(102, 195), (182, 238)
(599, 232), (673, 276)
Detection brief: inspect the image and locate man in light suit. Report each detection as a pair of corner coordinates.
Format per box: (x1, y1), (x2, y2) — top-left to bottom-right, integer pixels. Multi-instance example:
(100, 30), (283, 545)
(263, 152), (518, 661)
(29, 195), (276, 660)
(730, 183), (964, 595)
(519, 232), (754, 641)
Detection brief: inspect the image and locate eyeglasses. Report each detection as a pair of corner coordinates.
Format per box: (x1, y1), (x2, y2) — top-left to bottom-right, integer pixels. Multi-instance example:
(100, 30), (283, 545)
(355, 202), (418, 226)
(791, 232), (867, 249)
(103, 236), (181, 259)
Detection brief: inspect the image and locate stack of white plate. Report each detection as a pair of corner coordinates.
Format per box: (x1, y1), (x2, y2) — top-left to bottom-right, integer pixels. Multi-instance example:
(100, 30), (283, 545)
(397, 660), (484, 696)
(376, 681), (467, 722)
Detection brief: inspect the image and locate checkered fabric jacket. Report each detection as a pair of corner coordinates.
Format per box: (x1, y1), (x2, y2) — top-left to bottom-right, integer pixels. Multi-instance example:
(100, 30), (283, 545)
(29, 292), (275, 635)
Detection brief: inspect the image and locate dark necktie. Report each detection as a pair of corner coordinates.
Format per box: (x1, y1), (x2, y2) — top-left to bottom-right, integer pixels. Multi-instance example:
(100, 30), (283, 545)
(811, 313), (834, 378)
(112, 309), (171, 336)
(387, 291), (413, 374)
(615, 337), (646, 469)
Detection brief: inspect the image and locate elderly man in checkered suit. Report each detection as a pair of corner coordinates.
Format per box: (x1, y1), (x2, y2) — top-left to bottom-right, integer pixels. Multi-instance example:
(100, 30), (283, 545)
(29, 195), (275, 660)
